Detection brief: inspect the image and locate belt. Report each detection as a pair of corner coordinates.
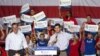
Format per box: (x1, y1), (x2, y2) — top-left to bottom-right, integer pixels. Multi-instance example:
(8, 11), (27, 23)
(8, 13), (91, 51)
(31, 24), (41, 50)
(9, 49), (24, 52)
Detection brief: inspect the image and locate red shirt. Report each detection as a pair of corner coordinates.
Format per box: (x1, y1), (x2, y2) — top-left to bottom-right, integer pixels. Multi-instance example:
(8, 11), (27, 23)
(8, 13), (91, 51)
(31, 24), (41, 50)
(85, 21), (96, 25)
(0, 47), (7, 56)
(63, 17), (77, 25)
(69, 40), (80, 56)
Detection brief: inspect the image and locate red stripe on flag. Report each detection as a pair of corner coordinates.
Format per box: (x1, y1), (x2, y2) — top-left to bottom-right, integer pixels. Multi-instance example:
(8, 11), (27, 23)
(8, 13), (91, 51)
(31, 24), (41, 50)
(72, 6), (100, 18)
(0, 6), (61, 18)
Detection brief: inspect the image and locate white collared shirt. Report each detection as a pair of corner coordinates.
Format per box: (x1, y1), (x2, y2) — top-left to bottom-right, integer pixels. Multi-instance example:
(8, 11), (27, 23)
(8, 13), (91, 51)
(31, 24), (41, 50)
(5, 31), (28, 51)
(49, 31), (73, 50)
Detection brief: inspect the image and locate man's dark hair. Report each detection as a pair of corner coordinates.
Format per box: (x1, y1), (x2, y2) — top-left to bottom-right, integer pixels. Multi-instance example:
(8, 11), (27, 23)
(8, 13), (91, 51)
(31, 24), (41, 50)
(12, 23), (19, 27)
(54, 23), (61, 28)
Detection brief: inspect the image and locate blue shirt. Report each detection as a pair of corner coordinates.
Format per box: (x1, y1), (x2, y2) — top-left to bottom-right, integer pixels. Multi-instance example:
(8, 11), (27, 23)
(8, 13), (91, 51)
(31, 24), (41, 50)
(37, 39), (48, 47)
(84, 38), (96, 55)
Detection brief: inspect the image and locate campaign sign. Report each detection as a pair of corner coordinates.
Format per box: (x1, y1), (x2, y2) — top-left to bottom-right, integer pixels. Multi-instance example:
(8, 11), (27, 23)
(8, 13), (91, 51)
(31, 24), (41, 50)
(34, 47), (57, 55)
(34, 21), (48, 29)
(19, 25), (32, 33)
(32, 11), (46, 21)
(50, 19), (63, 26)
(20, 3), (30, 13)
(67, 25), (81, 33)
(60, 0), (71, 6)
(85, 24), (99, 32)
(64, 21), (74, 29)
(3, 15), (17, 23)
(21, 14), (34, 23)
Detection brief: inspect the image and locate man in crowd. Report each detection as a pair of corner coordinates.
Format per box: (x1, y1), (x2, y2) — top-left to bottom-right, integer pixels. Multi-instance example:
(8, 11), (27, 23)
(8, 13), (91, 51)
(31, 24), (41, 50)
(48, 23), (74, 56)
(5, 23), (28, 56)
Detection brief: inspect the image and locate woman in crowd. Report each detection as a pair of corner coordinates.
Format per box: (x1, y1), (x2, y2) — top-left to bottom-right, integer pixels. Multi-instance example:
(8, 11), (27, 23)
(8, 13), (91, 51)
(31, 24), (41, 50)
(63, 11), (77, 25)
(69, 34), (81, 56)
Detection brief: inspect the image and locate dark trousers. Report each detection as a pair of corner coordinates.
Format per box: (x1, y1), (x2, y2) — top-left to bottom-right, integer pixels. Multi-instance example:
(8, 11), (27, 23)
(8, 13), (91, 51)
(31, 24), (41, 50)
(8, 49), (25, 56)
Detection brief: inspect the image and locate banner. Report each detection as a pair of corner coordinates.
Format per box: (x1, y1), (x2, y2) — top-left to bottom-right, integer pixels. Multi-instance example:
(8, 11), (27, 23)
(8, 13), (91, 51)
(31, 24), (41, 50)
(32, 11), (46, 21)
(19, 25), (32, 33)
(60, 0), (71, 6)
(64, 21), (74, 29)
(34, 47), (57, 55)
(21, 14), (34, 23)
(50, 19), (63, 26)
(34, 21), (48, 29)
(3, 15), (17, 23)
(85, 24), (99, 32)
(20, 3), (30, 13)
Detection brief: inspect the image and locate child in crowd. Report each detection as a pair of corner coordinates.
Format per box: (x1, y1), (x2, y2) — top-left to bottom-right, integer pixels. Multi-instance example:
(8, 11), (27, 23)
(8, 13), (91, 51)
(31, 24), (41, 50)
(84, 33), (96, 56)
(37, 33), (48, 47)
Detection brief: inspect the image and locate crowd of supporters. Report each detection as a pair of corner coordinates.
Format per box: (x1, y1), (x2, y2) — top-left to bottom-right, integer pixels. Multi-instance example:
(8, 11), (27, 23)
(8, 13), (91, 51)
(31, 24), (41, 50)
(0, 10), (100, 56)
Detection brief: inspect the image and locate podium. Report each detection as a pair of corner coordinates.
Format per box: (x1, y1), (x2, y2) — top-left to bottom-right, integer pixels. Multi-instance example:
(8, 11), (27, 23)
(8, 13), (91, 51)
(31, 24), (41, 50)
(34, 47), (57, 56)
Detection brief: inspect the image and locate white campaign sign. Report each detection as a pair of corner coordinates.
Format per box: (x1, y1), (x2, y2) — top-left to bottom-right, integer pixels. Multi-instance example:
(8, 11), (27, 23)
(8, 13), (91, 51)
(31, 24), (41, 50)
(64, 21), (74, 29)
(32, 11), (46, 21)
(3, 15), (17, 23)
(85, 24), (99, 32)
(35, 50), (57, 55)
(50, 19), (63, 26)
(21, 14), (34, 23)
(19, 25), (32, 33)
(67, 25), (81, 32)
(60, 0), (71, 6)
(34, 21), (48, 29)
(20, 3), (30, 13)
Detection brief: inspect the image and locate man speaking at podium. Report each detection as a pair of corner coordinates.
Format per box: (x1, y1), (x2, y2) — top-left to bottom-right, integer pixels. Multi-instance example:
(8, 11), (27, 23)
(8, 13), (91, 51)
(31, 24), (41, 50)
(48, 23), (74, 56)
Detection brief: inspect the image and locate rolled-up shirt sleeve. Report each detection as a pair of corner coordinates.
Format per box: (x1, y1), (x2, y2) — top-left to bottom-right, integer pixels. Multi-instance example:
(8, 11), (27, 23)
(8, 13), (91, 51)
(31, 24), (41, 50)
(5, 35), (10, 51)
(48, 34), (56, 46)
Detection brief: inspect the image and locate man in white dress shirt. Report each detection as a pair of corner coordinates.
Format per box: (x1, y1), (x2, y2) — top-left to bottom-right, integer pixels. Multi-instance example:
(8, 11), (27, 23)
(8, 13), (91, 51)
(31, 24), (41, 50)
(48, 23), (74, 56)
(5, 23), (28, 56)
